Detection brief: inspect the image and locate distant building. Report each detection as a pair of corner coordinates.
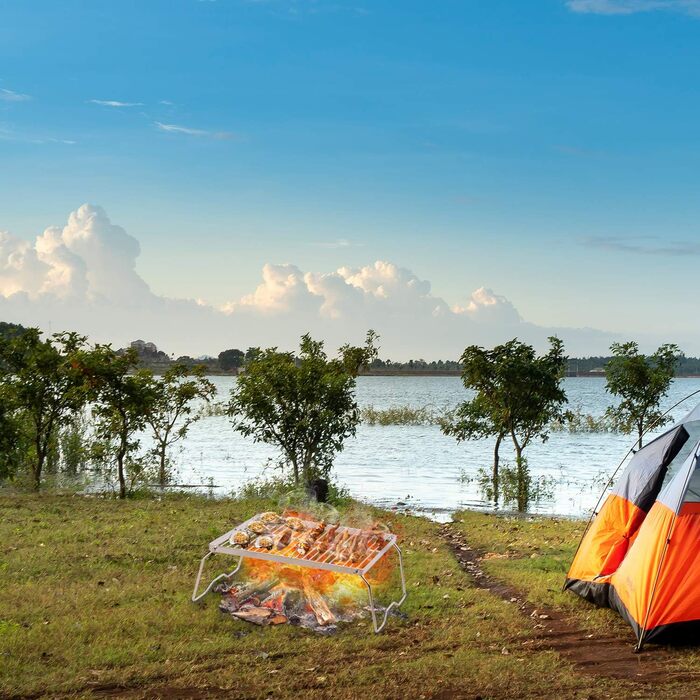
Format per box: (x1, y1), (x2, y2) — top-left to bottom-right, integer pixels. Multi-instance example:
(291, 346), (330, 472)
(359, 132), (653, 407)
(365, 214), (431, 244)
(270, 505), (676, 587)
(130, 339), (158, 354)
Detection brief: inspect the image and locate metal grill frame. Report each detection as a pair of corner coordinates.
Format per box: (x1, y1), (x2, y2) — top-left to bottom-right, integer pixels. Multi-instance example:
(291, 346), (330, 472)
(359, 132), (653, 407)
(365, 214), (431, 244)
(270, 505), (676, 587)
(192, 513), (407, 633)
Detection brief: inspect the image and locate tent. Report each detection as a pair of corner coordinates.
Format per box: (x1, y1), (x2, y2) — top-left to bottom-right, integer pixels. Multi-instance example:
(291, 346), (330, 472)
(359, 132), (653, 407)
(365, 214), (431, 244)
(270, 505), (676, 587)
(565, 402), (700, 650)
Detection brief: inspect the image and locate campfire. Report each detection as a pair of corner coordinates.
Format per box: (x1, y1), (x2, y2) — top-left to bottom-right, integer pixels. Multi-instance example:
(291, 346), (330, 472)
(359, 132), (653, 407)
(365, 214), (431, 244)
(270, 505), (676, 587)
(193, 510), (407, 633)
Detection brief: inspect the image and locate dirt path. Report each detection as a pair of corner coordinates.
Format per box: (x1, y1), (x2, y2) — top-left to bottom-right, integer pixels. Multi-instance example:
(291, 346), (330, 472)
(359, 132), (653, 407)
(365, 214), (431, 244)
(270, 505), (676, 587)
(438, 522), (692, 685)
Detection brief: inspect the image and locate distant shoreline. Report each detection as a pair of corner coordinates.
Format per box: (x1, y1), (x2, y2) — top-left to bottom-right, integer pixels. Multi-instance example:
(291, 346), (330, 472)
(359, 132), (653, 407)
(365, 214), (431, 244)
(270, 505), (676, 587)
(142, 367), (700, 378)
(358, 371), (700, 378)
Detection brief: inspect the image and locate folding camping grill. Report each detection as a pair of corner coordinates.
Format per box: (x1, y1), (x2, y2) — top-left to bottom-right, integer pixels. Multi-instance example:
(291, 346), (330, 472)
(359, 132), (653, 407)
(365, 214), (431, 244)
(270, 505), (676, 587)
(192, 513), (407, 633)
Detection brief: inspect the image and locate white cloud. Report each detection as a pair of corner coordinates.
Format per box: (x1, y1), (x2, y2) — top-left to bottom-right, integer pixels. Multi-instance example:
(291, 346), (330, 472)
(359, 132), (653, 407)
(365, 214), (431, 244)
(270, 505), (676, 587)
(0, 204), (622, 357)
(0, 231), (49, 297)
(89, 99), (144, 108)
(453, 287), (522, 325)
(155, 122), (235, 140)
(567, 0), (700, 15)
(0, 88), (31, 102)
(2, 204), (151, 305)
(233, 263), (322, 315)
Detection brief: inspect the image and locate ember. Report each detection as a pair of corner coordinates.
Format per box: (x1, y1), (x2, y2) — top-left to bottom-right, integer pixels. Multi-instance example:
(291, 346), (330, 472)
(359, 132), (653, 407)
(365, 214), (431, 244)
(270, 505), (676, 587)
(193, 510), (407, 633)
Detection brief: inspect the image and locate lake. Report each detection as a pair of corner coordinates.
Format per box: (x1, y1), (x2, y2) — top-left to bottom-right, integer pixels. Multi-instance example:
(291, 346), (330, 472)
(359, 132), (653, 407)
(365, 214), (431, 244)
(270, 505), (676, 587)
(172, 376), (700, 521)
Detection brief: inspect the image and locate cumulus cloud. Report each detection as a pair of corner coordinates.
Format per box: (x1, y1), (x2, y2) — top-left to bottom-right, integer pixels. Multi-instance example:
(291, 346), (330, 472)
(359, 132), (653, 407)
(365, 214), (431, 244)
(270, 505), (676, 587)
(453, 288), (522, 325)
(1, 204), (151, 305)
(232, 263), (322, 315)
(567, 0), (700, 15)
(0, 204), (620, 357)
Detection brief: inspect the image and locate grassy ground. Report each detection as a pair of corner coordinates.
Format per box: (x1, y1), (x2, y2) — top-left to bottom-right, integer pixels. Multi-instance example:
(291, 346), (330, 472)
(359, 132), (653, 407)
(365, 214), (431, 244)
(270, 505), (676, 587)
(0, 495), (694, 699)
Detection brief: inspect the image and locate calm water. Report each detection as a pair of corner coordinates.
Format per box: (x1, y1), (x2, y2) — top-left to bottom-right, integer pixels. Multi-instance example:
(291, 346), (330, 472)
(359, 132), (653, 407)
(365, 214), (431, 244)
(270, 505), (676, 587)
(172, 376), (700, 520)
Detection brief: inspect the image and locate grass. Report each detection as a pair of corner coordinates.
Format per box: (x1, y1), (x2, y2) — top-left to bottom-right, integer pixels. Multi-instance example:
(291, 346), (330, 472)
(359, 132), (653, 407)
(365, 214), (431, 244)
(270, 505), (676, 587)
(360, 405), (443, 426)
(0, 494), (694, 699)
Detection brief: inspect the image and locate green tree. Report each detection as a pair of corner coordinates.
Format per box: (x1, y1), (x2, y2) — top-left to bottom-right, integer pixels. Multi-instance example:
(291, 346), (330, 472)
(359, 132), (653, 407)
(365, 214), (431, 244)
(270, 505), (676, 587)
(0, 321), (28, 341)
(143, 364), (216, 486)
(82, 346), (153, 498)
(244, 347), (261, 365)
(0, 330), (91, 490)
(501, 337), (568, 511)
(446, 337), (568, 511)
(604, 341), (680, 449)
(0, 385), (30, 482)
(218, 348), (245, 372)
(228, 331), (378, 486)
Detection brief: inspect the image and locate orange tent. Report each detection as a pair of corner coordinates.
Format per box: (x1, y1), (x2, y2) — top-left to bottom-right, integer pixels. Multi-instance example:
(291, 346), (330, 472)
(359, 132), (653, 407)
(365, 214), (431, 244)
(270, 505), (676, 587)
(565, 405), (700, 650)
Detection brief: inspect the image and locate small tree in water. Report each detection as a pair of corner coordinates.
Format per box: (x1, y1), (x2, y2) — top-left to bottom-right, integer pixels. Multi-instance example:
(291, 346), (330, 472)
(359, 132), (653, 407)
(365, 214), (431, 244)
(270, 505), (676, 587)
(228, 331), (378, 486)
(604, 341), (680, 449)
(441, 373), (506, 505)
(446, 337), (568, 511)
(82, 346), (153, 499)
(143, 364), (216, 486)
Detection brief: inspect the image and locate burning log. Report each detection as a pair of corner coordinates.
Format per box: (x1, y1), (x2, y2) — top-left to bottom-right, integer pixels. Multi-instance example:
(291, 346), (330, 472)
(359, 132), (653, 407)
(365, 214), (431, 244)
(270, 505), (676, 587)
(233, 607), (280, 626)
(303, 581), (336, 626)
(225, 578), (280, 606)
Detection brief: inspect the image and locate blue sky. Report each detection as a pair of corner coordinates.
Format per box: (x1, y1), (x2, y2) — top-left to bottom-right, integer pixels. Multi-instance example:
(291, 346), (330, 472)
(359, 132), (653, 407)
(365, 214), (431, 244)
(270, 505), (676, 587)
(2, 0), (700, 355)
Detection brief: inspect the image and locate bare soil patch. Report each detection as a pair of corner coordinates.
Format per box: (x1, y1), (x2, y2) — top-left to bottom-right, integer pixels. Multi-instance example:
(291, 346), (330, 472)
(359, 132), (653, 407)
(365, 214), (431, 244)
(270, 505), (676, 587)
(439, 522), (689, 685)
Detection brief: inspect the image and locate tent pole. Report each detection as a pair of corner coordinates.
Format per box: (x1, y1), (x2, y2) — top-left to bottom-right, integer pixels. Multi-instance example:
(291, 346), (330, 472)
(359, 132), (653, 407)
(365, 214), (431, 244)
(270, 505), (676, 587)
(563, 388), (700, 593)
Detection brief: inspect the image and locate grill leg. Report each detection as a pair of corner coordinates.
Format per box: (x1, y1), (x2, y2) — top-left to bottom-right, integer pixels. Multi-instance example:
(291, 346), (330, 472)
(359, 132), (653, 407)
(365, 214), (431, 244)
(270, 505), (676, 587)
(359, 543), (407, 633)
(192, 551), (243, 603)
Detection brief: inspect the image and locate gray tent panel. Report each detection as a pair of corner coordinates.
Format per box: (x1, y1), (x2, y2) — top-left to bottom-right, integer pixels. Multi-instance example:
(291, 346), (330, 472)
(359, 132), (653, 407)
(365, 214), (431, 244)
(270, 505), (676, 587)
(611, 425), (689, 512)
(658, 446), (700, 513)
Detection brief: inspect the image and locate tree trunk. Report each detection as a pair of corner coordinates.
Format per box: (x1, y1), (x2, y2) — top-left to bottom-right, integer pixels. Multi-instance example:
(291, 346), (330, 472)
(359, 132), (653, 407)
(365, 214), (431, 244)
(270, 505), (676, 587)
(158, 442), (167, 487)
(33, 450), (43, 492)
(33, 434), (45, 491)
(117, 436), (127, 499)
(637, 422), (644, 450)
(302, 450), (314, 486)
(158, 427), (172, 487)
(514, 443), (527, 513)
(492, 432), (503, 505)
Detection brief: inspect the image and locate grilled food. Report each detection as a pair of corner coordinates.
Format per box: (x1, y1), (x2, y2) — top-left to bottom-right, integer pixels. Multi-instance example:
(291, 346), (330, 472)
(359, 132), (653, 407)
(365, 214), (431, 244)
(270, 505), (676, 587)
(248, 520), (268, 535)
(285, 517), (305, 531)
(274, 527), (293, 549)
(255, 535), (274, 549)
(294, 533), (315, 556)
(230, 530), (251, 547)
(260, 511), (282, 524)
